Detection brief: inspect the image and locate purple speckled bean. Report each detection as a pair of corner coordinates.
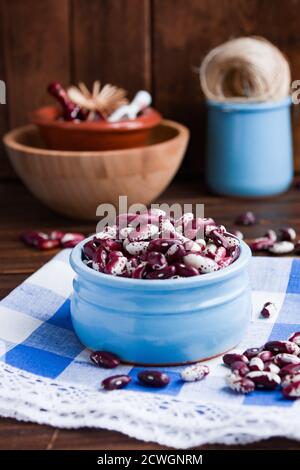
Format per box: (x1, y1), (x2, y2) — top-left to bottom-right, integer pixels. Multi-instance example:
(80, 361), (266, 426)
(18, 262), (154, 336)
(279, 363), (300, 378)
(279, 227), (296, 242)
(128, 223), (159, 241)
(173, 262), (199, 277)
(125, 241), (149, 256)
(246, 371), (281, 390)
(21, 231), (48, 247)
(92, 246), (108, 272)
(138, 370), (170, 387)
(282, 380), (300, 399)
(281, 373), (300, 388)
(226, 374), (255, 394)
(260, 301), (277, 319)
(235, 211), (256, 226)
(126, 257), (139, 275)
(288, 331), (300, 346)
(264, 362), (280, 374)
(186, 239), (205, 252)
(264, 340), (300, 355)
(204, 243), (217, 259)
(90, 351), (120, 369)
(101, 239), (123, 252)
(183, 253), (219, 273)
(36, 239), (60, 250)
(249, 357), (264, 371)
(214, 246), (227, 263)
(243, 347), (262, 360)
(223, 353), (249, 366)
(257, 350), (274, 362)
(146, 251), (167, 270)
(104, 255), (127, 276)
(264, 229), (277, 242)
(250, 237), (274, 252)
(269, 241), (294, 255)
(146, 265), (176, 279)
(165, 243), (186, 262)
(227, 245), (241, 262)
(208, 230), (230, 249)
(224, 233), (240, 247)
(273, 353), (300, 368)
(83, 239), (98, 260)
(181, 364), (209, 382)
(61, 232), (85, 248)
(49, 230), (65, 242)
(183, 218), (214, 240)
(95, 226), (117, 240)
(131, 263), (149, 279)
(230, 361), (250, 376)
(159, 219), (176, 237)
(218, 257), (234, 268)
(102, 375), (131, 390)
(147, 238), (178, 254)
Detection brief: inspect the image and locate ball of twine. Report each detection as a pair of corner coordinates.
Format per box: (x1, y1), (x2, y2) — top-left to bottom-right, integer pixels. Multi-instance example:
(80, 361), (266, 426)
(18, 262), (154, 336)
(200, 37), (291, 102)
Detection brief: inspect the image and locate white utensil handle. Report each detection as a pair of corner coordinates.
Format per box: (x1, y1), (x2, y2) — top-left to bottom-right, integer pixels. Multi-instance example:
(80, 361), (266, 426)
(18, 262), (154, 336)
(108, 90), (152, 122)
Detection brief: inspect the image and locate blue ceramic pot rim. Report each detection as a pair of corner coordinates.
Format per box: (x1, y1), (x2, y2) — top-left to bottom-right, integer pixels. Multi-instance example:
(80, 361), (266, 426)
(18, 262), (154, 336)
(207, 96), (292, 113)
(70, 236), (251, 291)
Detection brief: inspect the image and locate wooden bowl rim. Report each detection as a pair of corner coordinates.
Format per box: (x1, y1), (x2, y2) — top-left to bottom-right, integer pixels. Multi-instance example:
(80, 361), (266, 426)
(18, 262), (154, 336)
(29, 105), (162, 132)
(3, 120), (190, 158)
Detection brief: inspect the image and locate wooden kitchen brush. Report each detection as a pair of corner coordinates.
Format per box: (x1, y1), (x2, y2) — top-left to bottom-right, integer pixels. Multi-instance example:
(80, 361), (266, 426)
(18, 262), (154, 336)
(67, 81), (129, 119)
(200, 37), (291, 102)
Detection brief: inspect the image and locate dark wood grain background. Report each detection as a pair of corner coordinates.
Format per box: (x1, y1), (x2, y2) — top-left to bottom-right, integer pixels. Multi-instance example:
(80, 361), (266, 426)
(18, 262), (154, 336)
(1, 0), (300, 177)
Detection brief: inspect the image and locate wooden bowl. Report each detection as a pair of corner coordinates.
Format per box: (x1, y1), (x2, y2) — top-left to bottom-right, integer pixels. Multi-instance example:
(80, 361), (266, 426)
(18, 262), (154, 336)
(3, 121), (189, 220)
(30, 105), (162, 151)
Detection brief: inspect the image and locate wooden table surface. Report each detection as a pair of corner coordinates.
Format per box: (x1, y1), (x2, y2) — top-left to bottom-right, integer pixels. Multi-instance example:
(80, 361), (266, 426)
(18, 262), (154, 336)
(1, 179), (300, 450)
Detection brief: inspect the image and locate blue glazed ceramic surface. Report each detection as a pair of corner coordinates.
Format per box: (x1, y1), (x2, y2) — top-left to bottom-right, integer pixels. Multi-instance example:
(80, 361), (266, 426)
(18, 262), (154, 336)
(206, 97), (293, 197)
(70, 238), (252, 365)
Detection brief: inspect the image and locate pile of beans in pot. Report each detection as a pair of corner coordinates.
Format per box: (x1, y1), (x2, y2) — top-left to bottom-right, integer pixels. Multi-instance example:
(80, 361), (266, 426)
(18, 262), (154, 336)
(82, 210), (241, 279)
(224, 331), (300, 398)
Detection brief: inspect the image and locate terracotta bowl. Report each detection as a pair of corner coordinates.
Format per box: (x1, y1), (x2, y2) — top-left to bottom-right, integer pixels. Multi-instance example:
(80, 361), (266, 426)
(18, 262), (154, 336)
(30, 105), (162, 151)
(3, 121), (189, 220)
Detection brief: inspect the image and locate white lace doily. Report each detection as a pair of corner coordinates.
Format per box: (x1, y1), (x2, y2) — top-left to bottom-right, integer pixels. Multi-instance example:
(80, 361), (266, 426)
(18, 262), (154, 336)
(0, 362), (299, 449)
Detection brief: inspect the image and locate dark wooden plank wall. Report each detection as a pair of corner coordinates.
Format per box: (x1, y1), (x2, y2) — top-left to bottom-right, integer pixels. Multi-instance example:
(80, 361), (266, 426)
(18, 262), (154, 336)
(0, 0), (10, 176)
(0, 0), (71, 176)
(72, 0), (151, 94)
(0, 0), (300, 178)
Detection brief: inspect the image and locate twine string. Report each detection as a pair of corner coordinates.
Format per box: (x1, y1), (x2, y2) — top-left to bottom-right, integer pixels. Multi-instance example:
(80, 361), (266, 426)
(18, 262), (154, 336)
(200, 37), (291, 102)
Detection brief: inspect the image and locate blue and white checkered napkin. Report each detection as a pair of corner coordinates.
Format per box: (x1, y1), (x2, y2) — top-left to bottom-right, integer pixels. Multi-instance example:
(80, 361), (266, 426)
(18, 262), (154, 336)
(0, 250), (300, 409)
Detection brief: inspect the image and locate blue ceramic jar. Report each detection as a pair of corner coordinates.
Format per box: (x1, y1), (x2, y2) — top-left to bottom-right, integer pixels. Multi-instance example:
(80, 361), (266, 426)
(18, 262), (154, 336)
(70, 238), (252, 365)
(206, 97), (293, 197)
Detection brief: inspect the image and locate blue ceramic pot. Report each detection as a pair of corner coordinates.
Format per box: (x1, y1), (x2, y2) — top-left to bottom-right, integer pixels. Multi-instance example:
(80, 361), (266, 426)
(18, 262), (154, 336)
(206, 97), (293, 197)
(70, 238), (252, 365)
